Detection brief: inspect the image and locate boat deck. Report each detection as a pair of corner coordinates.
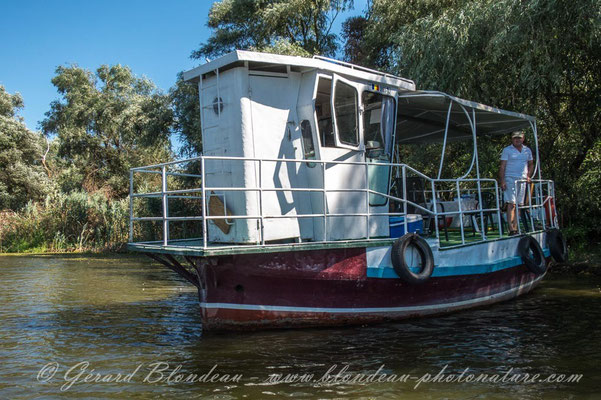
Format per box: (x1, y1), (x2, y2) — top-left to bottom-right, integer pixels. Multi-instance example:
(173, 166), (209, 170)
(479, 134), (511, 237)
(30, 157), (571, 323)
(128, 221), (539, 257)
(437, 218), (537, 247)
(127, 237), (398, 257)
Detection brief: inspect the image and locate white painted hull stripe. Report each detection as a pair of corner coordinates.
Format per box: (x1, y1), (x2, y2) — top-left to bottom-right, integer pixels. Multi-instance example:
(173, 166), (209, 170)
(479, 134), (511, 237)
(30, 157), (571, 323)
(200, 275), (543, 314)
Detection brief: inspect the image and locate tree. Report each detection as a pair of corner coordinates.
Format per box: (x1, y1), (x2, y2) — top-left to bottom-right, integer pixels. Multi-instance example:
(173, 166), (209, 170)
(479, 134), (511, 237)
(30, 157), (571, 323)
(343, 0), (464, 69)
(0, 86), (50, 210)
(342, 16), (369, 65)
(358, 0), (601, 240)
(171, 72), (201, 157)
(180, 1), (353, 156)
(192, 0), (354, 59)
(41, 65), (174, 198)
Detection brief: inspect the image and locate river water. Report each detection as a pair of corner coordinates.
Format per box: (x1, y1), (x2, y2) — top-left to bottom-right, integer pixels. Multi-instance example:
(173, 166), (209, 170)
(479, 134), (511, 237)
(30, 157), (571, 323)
(0, 255), (599, 399)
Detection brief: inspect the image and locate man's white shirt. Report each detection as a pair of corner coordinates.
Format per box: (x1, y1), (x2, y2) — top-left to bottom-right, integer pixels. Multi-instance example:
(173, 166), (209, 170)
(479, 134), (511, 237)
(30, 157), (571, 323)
(500, 145), (533, 178)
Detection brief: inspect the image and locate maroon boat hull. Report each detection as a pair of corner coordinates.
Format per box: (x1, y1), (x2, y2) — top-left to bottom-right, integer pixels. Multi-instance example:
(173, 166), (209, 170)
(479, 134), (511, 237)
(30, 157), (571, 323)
(192, 246), (545, 330)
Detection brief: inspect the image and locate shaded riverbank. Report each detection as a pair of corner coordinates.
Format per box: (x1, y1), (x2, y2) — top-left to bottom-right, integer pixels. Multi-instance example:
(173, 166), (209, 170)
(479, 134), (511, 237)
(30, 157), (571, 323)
(550, 245), (601, 275)
(551, 261), (601, 275)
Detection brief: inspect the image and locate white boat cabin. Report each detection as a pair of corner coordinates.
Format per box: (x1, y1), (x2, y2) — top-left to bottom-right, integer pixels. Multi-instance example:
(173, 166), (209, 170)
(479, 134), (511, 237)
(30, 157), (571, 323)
(171, 51), (551, 246)
(182, 51), (414, 243)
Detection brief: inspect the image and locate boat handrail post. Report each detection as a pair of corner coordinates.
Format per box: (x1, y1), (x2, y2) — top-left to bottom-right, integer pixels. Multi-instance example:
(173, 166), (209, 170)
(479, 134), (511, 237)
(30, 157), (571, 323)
(129, 169), (134, 243)
(201, 157), (207, 249)
(547, 180), (554, 229)
(430, 180), (440, 243)
(322, 161), (327, 242)
(162, 165), (169, 246)
(365, 161), (370, 240)
(402, 165), (408, 235)
(549, 180), (555, 228)
(549, 181), (554, 228)
(538, 182), (546, 230)
(455, 180), (465, 244)
(545, 182), (549, 229)
(541, 182), (548, 230)
(259, 159), (265, 246)
(551, 181), (555, 227)
(494, 180), (503, 237)
(552, 181), (557, 227)
(528, 181), (535, 232)
(516, 178), (523, 236)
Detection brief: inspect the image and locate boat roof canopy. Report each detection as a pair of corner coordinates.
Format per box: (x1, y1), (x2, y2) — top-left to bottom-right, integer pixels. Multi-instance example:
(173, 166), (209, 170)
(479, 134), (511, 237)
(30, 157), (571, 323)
(183, 50), (416, 90)
(396, 91), (536, 144)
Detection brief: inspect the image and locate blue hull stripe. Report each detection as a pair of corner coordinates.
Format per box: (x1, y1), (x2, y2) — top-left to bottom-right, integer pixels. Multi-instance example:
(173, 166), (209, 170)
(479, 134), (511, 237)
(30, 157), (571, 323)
(367, 249), (551, 279)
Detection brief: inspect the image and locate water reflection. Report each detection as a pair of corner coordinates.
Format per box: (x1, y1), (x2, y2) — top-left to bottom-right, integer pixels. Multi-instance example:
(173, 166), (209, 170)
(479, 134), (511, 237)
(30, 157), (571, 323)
(0, 255), (599, 399)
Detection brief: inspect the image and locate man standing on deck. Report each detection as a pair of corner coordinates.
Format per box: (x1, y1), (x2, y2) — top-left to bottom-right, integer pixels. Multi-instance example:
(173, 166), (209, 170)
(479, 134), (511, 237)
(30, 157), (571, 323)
(499, 130), (534, 235)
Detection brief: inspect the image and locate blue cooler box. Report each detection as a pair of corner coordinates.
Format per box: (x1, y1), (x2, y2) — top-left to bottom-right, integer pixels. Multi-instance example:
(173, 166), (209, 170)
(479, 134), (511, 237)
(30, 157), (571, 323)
(389, 214), (423, 237)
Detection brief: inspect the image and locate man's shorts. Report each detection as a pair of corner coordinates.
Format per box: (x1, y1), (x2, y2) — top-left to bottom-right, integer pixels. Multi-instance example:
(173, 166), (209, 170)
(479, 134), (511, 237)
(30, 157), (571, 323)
(504, 177), (527, 205)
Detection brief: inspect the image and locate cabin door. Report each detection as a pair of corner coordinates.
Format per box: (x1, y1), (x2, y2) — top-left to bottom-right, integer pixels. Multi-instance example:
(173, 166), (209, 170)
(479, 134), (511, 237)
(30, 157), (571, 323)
(317, 75), (394, 240)
(362, 89), (396, 238)
(318, 75), (365, 240)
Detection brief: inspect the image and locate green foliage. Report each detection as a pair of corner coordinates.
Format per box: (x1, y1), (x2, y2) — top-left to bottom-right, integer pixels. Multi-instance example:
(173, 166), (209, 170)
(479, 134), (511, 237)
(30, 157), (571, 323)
(355, 0), (601, 239)
(41, 64), (174, 198)
(192, 0), (353, 59)
(575, 139), (601, 218)
(347, 0), (465, 68)
(0, 86), (51, 210)
(254, 38), (312, 57)
(0, 181), (204, 253)
(0, 85), (24, 116)
(342, 16), (369, 65)
(0, 191), (129, 252)
(171, 73), (201, 157)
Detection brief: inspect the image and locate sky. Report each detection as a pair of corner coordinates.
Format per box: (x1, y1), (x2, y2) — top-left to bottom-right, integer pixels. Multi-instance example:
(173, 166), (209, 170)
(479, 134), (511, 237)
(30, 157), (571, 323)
(0, 0), (367, 133)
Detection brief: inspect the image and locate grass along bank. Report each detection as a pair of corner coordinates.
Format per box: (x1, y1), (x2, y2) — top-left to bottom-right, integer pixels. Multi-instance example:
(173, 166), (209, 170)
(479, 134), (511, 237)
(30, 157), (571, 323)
(0, 191), (129, 253)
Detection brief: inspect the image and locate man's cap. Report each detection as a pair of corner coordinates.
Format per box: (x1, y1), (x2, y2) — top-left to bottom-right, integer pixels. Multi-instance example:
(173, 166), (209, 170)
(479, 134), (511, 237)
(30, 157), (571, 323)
(511, 131), (525, 138)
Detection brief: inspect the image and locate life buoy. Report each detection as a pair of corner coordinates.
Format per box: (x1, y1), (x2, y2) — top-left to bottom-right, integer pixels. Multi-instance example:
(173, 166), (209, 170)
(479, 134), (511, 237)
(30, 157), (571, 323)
(544, 196), (556, 224)
(518, 236), (547, 274)
(547, 229), (568, 262)
(391, 233), (434, 284)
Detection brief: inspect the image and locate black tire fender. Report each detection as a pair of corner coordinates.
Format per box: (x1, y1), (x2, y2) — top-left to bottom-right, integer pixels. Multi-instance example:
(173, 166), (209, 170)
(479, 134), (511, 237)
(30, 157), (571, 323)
(547, 229), (568, 263)
(518, 235), (547, 274)
(391, 233), (434, 284)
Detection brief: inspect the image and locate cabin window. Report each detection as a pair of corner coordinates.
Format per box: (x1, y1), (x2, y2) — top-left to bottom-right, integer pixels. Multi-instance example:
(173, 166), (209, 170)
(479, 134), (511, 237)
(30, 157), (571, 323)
(315, 77), (334, 147)
(334, 81), (359, 146)
(248, 62), (288, 76)
(363, 91), (395, 207)
(362, 91), (395, 159)
(300, 120), (316, 167)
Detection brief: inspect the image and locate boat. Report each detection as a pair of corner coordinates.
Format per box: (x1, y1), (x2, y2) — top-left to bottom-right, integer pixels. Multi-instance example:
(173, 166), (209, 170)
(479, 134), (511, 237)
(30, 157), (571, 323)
(127, 51), (568, 330)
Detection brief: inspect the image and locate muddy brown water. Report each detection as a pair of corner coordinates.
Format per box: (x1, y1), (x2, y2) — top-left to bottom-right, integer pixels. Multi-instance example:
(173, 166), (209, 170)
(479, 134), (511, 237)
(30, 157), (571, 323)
(1, 254), (600, 399)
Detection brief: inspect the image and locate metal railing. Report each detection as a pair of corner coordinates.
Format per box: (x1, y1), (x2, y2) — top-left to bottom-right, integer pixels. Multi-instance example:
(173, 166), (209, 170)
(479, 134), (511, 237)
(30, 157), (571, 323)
(516, 178), (557, 235)
(129, 155), (558, 250)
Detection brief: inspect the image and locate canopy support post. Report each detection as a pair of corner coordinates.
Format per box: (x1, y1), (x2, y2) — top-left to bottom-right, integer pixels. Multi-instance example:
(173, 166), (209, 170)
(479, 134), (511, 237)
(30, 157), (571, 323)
(437, 101), (454, 179)
(472, 109), (486, 239)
